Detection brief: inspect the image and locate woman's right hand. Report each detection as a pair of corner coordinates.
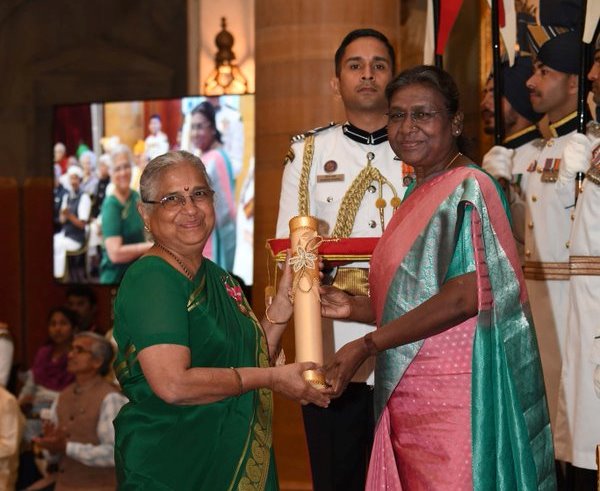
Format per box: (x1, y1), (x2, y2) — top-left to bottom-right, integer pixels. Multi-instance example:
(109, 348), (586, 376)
(270, 362), (330, 408)
(320, 286), (375, 324)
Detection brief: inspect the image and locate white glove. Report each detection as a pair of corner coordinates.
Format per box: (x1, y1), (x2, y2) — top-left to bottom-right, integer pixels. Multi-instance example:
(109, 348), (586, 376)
(595, 365), (600, 399)
(559, 133), (593, 182)
(482, 146), (514, 181)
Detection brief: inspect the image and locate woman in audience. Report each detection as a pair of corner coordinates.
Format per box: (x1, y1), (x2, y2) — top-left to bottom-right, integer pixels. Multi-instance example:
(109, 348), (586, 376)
(18, 307), (77, 442)
(113, 151), (329, 490)
(321, 66), (556, 489)
(99, 144), (152, 284)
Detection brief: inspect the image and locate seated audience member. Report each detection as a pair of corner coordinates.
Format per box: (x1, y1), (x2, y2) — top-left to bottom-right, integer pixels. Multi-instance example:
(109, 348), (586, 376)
(32, 332), (127, 491)
(65, 285), (100, 333)
(18, 308), (77, 443)
(79, 150), (99, 197)
(88, 154), (113, 280)
(53, 143), (68, 175)
(0, 386), (25, 491)
(99, 144), (152, 284)
(53, 167), (69, 234)
(91, 154), (112, 219)
(0, 322), (13, 388)
(53, 166), (92, 279)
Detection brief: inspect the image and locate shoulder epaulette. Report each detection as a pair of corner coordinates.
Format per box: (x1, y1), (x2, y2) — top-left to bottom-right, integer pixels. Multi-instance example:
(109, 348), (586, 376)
(587, 120), (600, 139)
(290, 122), (338, 144)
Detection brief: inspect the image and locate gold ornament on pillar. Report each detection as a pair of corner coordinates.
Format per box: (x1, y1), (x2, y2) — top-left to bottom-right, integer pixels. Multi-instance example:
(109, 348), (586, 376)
(204, 17), (248, 96)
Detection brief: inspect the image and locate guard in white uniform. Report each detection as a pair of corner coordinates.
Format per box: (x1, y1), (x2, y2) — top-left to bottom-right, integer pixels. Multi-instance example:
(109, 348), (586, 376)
(276, 29), (407, 491)
(523, 29), (581, 452)
(553, 34), (600, 489)
(481, 56), (543, 263)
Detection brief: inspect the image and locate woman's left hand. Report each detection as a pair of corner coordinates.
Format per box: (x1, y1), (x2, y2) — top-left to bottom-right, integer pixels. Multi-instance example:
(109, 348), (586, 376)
(266, 250), (294, 323)
(324, 338), (370, 398)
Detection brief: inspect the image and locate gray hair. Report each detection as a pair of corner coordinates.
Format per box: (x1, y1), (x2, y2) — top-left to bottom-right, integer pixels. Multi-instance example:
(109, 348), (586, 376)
(97, 153), (112, 170)
(74, 331), (114, 376)
(79, 150), (97, 170)
(110, 144), (133, 166)
(139, 150), (212, 206)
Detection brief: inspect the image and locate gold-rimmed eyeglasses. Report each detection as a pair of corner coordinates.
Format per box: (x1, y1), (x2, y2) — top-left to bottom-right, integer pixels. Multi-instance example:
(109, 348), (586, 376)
(142, 188), (215, 211)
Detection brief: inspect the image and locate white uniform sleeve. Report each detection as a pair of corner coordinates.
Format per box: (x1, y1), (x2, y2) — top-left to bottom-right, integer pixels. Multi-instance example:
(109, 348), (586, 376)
(276, 141), (306, 238)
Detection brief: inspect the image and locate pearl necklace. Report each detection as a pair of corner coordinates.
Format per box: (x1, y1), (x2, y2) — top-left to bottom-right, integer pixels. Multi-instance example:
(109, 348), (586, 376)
(154, 242), (195, 281)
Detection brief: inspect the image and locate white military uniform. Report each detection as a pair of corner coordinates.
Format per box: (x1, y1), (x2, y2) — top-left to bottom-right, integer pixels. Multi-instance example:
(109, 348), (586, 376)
(554, 121), (600, 469)
(502, 125), (543, 263)
(276, 122), (408, 384)
(522, 112), (578, 449)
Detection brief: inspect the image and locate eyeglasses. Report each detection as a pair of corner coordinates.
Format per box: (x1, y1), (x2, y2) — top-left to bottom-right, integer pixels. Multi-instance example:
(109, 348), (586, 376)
(142, 188), (215, 211)
(69, 345), (93, 355)
(386, 110), (448, 124)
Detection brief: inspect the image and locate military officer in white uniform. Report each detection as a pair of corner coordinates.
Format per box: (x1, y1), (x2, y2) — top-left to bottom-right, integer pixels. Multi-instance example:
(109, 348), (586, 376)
(553, 33), (600, 490)
(481, 56), (543, 263)
(522, 29), (581, 450)
(276, 29), (407, 491)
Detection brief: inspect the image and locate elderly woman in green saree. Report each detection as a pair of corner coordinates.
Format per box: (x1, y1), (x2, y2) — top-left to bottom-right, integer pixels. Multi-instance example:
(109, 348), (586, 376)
(113, 150), (329, 490)
(320, 66), (556, 490)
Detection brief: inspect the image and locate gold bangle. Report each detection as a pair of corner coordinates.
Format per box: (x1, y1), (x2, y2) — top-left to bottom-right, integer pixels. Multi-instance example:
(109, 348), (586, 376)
(363, 332), (379, 356)
(230, 367), (244, 396)
(264, 304), (288, 325)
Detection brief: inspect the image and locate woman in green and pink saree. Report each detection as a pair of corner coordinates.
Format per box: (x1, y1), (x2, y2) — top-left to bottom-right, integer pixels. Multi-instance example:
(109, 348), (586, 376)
(321, 66), (556, 490)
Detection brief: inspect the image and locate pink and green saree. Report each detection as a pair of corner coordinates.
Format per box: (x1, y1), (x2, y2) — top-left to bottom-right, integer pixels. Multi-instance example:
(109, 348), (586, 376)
(367, 166), (555, 490)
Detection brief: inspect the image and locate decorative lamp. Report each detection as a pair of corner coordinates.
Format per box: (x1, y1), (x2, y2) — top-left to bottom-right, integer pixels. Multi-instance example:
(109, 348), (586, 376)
(204, 17), (248, 96)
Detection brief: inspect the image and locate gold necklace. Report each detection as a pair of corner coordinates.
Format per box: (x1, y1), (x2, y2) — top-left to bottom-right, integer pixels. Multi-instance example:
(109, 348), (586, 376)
(154, 242), (195, 281)
(444, 151), (462, 170)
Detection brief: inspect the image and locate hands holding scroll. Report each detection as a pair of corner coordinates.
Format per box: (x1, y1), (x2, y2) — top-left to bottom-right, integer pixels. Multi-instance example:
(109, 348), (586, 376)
(319, 284), (376, 397)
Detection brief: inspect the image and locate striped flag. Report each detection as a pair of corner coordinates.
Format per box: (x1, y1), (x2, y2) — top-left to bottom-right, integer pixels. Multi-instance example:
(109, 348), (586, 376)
(485, 0), (518, 65)
(423, 0), (464, 63)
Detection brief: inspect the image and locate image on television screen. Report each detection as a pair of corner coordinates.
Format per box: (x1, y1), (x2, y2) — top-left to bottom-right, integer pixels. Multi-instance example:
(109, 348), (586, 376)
(51, 95), (255, 289)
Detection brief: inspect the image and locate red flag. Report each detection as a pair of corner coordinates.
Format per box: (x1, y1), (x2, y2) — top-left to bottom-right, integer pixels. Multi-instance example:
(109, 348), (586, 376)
(435, 0), (464, 55)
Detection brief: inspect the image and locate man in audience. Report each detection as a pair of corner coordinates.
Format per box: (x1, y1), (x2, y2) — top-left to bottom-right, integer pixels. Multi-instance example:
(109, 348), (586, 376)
(53, 166), (92, 279)
(65, 285), (101, 333)
(553, 31), (600, 490)
(53, 142), (68, 175)
(32, 332), (127, 491)
(0, 385), (24, 491)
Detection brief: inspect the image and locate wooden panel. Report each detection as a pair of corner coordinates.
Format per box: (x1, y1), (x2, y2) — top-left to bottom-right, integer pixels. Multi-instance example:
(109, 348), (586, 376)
(0, 177), (22, 364)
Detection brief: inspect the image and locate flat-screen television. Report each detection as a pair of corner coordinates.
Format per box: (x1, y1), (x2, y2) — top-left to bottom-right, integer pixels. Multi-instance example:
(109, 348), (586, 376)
(51, 94), (255, 290)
